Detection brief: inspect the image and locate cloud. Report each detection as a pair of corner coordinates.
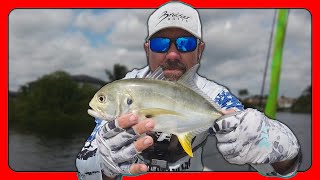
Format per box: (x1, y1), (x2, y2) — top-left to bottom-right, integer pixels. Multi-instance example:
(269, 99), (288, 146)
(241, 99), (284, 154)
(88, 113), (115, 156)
(9, 9), (73, 40)
(198, 9), (311, 97)
(74, 10), (122, 34)
(201, 10), (273, 64)
(107, 13), (148, 48)
(9, 8), (311, 98)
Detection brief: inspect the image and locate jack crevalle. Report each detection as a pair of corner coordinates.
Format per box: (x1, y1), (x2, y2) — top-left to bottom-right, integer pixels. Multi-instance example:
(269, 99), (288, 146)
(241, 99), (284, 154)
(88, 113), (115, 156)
(88, 64), (223, 157)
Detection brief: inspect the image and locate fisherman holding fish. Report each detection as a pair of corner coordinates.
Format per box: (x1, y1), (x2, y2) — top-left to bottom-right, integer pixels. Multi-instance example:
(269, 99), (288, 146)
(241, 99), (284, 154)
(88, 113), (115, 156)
(76, 1), (301, 180)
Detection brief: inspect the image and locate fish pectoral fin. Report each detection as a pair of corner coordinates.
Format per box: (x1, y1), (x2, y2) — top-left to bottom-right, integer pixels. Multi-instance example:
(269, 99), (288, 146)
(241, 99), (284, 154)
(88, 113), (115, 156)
(138, 108), (182, 118)
(177, 132), (194, 157)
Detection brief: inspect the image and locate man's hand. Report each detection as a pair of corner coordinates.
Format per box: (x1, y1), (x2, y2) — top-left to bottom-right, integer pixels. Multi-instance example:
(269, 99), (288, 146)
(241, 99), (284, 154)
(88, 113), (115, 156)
(96, 113), (155, 178)
(211, 108), (300, 173)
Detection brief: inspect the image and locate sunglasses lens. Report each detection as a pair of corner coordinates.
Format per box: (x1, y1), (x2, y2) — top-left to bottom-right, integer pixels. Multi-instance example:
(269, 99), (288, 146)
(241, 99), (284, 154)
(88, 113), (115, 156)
(149, 37), (198, 53)
(150, 38), (170, 52)
(176, 37), (197, 52)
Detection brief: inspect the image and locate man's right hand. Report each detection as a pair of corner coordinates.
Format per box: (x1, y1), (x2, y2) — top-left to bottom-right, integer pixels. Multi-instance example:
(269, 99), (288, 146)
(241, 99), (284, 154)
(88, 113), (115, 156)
(95, 113), (155, 179)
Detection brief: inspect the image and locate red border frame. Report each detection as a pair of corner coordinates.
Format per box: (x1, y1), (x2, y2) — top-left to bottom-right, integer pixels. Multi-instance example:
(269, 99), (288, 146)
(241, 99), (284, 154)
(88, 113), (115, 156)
(1, 0), (317, 179)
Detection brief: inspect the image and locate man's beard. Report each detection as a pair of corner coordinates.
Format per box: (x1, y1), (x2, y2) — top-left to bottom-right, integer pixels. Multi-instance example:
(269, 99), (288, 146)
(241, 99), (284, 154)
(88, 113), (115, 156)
(161, 60), (187, 81)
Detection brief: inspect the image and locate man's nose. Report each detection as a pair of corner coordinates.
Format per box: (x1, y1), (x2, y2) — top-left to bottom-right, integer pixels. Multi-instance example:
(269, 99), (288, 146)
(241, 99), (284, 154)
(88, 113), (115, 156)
(166, 43), (180, 61)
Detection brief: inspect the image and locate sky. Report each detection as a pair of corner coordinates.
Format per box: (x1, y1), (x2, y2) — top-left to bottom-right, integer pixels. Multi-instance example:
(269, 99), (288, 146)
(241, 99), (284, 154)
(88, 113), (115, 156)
(9, 8), (311, 98)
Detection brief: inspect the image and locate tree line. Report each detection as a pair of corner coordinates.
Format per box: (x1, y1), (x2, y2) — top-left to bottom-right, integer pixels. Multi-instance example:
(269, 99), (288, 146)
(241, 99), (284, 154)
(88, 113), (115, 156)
(9, 64), (128, 138)
(237, 86), (311, 113)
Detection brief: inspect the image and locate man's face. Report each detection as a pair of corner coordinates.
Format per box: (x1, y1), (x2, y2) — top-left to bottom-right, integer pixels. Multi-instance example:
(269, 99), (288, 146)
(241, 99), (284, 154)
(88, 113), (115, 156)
(144, 28), (205, 81)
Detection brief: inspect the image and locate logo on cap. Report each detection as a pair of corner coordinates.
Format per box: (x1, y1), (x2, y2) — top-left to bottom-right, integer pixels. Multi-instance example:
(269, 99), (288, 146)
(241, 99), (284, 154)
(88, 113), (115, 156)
(156, 11), (190, 26)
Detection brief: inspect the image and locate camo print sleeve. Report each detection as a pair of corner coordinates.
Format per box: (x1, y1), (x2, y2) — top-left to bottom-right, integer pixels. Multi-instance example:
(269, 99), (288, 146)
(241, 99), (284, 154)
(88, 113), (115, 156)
(213, 108), (301, 177)
(214, 89), (244, 111)
(76, 119), (106, 180)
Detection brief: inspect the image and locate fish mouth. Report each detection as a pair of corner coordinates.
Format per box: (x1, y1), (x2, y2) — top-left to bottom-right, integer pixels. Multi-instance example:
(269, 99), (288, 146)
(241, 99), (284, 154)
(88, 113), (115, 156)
(87, 109), (104, 119)
(87, 109), (115, 121)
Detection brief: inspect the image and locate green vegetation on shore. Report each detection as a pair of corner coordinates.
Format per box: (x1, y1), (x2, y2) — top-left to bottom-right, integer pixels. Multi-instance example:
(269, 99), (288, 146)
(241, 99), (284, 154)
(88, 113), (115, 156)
(291, 86), (311, 113)
(9, 71), (97, 138)
(238, 86), (311, 113)
(9, 64), (129, 138)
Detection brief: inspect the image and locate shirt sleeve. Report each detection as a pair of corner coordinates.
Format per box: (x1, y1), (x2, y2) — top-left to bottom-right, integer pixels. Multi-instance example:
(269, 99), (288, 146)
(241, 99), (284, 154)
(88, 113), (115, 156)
(213, 89), (244, 111)
(76, 119), (106, 180)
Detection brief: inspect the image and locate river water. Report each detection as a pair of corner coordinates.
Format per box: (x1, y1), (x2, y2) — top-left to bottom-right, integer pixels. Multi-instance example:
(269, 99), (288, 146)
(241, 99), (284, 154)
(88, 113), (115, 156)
(9, 112), (311, 172)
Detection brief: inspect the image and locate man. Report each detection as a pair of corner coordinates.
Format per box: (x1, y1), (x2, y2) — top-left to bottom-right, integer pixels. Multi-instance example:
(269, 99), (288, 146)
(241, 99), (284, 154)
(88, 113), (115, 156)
(76, 2), (301, 180)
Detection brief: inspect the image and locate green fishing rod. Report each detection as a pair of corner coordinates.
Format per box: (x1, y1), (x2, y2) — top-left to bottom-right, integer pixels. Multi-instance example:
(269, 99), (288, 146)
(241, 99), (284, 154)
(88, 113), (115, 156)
(265, 9), (289, 119)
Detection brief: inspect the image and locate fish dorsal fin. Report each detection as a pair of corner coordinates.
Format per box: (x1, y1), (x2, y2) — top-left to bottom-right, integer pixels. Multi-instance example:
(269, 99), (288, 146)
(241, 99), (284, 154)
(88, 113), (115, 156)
(177, 64), (223, 114)
(145, 66), (165, 80)
(177, 63), (199, 86)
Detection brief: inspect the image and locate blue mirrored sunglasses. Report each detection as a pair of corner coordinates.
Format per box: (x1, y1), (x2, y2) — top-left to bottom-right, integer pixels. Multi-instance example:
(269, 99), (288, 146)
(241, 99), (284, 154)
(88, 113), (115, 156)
(149, 36), (198, 53)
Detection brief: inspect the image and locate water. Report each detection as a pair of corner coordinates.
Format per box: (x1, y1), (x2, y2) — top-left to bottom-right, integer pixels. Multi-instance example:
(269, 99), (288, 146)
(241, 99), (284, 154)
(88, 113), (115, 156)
(9, 112), (311, 172)
(9, 131), (87, 171)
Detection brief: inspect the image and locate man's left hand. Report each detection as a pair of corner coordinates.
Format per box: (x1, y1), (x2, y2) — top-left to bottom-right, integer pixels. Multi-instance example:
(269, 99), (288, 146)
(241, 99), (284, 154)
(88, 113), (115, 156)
(211, 108), (300, 166)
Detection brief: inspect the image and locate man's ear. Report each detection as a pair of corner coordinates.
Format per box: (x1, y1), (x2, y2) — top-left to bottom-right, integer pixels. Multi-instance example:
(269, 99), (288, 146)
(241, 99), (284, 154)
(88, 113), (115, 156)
(198, 42), (205, 60)
(144, 42), (149, 57)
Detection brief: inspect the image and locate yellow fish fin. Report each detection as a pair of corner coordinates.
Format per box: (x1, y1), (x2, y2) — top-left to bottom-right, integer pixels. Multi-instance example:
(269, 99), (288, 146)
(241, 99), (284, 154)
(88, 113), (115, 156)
(138, 108), (181, 118)
(177, 132), (194, 157)
(176, 125), (211, 157)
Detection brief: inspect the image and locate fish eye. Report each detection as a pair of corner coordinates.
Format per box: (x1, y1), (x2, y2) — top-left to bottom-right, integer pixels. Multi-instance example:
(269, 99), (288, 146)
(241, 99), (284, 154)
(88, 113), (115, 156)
(98, 94), (106, 103)
(127, 98), (133, 105)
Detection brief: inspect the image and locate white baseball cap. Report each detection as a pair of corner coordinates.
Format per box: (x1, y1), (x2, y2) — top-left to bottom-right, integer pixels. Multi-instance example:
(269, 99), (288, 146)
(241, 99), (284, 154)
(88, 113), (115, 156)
(146, 1), (202, 40)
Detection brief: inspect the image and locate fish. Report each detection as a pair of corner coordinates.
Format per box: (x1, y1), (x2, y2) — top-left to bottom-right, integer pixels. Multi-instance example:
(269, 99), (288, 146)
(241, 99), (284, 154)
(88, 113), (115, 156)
(88, 64), (224, 157)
